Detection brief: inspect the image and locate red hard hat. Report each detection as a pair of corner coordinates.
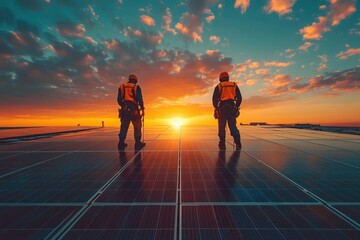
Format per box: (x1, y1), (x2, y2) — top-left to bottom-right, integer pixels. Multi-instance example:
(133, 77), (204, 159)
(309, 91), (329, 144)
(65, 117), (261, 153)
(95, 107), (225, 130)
(219, 72), (229, 81)
(128, 74), (138, 81)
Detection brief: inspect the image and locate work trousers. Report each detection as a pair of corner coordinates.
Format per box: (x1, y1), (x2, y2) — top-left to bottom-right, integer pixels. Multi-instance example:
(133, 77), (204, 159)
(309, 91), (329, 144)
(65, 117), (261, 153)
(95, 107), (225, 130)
(218, 104), (240, 141)
(119, 110), (142, 141)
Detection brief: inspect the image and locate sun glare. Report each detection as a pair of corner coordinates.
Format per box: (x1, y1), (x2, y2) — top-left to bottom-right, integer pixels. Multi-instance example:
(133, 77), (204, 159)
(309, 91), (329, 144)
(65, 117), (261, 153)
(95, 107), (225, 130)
(170, 117), (186, 129)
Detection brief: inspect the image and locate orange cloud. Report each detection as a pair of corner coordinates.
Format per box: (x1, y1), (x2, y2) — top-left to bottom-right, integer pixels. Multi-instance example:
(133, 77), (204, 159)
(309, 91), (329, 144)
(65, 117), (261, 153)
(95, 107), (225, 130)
(162, 8), (176, 35)
(329, 0), (356, 26)
(299, 16), (329, 40)
(264, 0), (296, 16)
(84, 36), (97, 45)
(210, 35), (220, 44)
(246, 79), (257, 86)
(57, 22), (86, 38)
(299, 42), (313, 51)
(317, 55), (328, 72)
(234, 0), (250, 14)
(255, 68), (270, 75)
(206, 15), (215, 23)
(140, 15), (156, 26)
(336, 48), (360, 59)
(175, 13), (203, 43)
(264, 61), (293, 67)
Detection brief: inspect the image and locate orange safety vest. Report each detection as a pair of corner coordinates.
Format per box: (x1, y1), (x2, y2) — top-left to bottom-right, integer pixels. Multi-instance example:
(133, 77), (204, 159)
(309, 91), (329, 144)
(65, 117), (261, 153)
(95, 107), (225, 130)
(120, 83), (138, 103)
(217, 81), (236, 101)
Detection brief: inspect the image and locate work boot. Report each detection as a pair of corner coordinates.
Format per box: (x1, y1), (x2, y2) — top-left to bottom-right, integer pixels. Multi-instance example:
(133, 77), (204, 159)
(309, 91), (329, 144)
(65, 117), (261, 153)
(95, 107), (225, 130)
(233, 135), (242, 150)
(218, 137), (226, 150)
(135, 138), (146, 149)
(118, 137), (128, 149)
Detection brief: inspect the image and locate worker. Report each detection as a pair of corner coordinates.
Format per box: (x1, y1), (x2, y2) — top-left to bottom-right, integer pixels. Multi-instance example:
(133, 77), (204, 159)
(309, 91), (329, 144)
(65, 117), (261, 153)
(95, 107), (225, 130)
(212, 71), (242, 150)
(117, 74), (145, 149)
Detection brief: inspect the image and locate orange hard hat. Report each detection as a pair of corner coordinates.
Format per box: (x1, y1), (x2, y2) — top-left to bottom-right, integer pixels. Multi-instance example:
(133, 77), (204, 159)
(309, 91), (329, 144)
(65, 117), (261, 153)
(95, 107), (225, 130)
(128, 74), (138, 81)
(219, 72), (229, 81)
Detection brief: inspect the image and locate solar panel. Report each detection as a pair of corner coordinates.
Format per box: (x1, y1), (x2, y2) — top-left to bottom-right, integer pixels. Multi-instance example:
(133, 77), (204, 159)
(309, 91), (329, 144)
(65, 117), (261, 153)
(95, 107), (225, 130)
(0, 126), (358, 239)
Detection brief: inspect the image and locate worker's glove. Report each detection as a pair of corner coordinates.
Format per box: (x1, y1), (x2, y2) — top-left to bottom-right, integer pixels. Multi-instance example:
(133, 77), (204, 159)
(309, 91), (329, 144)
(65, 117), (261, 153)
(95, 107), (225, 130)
(235, 107), (240, 118)
(118, 108), (122, 119)
(214, 108), (219, 119)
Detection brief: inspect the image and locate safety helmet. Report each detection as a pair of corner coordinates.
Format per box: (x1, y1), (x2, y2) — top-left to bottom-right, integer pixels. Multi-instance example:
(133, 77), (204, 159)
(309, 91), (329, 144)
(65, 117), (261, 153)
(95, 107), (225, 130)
(219, 72), (229, 82)
(128, 74), (138, 82)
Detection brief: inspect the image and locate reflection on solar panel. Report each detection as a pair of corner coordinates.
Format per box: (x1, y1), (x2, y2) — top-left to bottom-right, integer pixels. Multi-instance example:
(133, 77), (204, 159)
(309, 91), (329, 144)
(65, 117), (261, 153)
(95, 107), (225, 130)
(0, 126), (359, 239)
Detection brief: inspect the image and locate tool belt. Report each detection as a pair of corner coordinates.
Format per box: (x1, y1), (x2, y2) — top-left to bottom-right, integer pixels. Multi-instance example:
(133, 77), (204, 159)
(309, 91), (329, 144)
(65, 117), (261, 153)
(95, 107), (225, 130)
(216, 101), (240, 118)
(118, 101), (140, 119)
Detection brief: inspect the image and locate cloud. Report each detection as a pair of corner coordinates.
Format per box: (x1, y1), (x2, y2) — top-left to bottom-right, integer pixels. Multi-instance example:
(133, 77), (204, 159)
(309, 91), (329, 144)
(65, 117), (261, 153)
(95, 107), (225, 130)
(85, 36), (97, 45)
(336, 48), (360, 59)
(316, 55), (328, 72)
(0, 21), (44, 58)
(175, 12), (203, 43)
(186, 0), (219, 15)
(162, 8), (177, 35)
(299, 42), (313, 51)
(234, 0), (250, 14)
(206, 14), (215, 23)
(210, 35), (220, 44)
(306, 67), (360, 91)
(264, 0), (296, 16)
(262, 67), (360, 95)
(255, 68), (270, 75)
(176, 0), (218, 42)
(124, 27), (164, 48)
(246, 79), (257, 86)
(299, 16), (329, 40)
(243, 95), (295, 109)
(57, 21), (86, 39)
(264, 61), (294, 67)
(0, 13), (235, 115)
(329, 0), (356, 26)
(299, 0), (356, 40)
(140, 15), (156, 26)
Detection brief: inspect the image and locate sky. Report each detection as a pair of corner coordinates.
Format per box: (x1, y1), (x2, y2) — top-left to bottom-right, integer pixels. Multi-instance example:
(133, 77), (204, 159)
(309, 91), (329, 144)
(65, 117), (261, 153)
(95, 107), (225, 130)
(0, 0), (359, 127)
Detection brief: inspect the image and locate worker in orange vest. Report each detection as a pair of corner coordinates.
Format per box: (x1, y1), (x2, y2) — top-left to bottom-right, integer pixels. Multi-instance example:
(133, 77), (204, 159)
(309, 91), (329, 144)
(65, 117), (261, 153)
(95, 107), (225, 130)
(117, 74), (145, 149)
(212, 72), (242, 150)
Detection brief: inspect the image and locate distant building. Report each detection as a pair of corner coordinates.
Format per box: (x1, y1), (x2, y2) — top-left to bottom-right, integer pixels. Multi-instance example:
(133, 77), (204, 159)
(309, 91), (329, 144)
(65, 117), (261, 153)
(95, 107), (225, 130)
(294, 123), (320, 128)
(250, 122), (268, 126)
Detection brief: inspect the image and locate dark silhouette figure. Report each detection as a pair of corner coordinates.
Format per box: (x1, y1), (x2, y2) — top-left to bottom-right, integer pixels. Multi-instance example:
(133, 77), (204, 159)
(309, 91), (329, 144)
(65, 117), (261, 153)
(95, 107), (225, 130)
(212, 72), (242, 150)
(117, 74), (145, 149)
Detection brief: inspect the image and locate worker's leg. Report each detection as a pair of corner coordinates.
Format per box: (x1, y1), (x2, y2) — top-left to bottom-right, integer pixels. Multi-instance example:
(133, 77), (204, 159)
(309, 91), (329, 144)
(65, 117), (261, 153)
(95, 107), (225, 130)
(132, 112), (145, 148)
(228, 116), (241, 149)
(218, 111), (226, 149)
(119, 112), (131, 146)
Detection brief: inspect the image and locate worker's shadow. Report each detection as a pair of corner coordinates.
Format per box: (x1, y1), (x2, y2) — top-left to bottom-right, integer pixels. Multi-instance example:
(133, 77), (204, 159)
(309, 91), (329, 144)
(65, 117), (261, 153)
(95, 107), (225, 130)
(215, 149), (241, 200)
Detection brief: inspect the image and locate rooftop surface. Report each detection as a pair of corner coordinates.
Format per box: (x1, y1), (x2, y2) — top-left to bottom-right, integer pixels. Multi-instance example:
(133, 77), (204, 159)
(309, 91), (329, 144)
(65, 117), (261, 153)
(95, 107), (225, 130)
(0, 125), (359, 240)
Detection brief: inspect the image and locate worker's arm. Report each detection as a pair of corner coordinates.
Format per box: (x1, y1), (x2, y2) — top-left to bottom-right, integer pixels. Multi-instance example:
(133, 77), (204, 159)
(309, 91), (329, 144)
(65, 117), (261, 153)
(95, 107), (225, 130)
(235, 85), (242, 108)
(117, 87), (125, 107)
(136, 86), (144, 110)
(212, 86), (220, 108)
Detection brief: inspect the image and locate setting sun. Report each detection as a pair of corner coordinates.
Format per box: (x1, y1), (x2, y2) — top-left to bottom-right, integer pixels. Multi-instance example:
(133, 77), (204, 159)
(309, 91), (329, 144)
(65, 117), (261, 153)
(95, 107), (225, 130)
(169, 117), (186, 129)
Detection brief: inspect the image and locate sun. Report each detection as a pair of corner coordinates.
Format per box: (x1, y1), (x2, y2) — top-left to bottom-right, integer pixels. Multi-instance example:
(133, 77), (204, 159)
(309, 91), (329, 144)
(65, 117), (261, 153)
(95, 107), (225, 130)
(169, 117), (186, 129)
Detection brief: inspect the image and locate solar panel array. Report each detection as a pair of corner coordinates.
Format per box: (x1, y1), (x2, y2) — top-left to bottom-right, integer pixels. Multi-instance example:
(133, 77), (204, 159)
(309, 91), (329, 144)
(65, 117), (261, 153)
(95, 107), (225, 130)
(0, 125), (359, 239)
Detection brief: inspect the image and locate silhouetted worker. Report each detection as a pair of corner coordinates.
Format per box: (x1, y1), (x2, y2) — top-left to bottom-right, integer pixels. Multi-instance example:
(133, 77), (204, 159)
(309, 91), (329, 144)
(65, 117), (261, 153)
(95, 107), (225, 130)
(117, 74), (145, 149)
(212, 71), (242, 150)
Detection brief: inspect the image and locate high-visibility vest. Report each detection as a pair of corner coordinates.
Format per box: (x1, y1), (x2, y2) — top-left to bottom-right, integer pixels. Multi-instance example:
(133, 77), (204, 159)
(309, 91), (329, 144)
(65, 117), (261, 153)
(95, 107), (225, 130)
(120, 83), (137, 103)
(217, 81), (236, 101)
